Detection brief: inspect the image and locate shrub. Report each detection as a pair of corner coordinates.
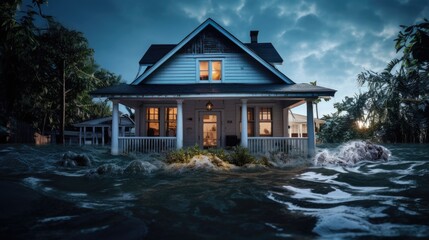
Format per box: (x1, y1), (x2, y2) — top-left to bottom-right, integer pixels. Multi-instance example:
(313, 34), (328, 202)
(227, 146), (255, 166)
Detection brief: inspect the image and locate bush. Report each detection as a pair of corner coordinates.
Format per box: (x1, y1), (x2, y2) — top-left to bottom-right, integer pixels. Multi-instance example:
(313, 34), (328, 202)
(226, 146), (256, 166)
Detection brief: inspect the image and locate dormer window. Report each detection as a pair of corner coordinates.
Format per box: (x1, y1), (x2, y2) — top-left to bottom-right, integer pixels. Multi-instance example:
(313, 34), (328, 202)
(198, 60), (222, 82)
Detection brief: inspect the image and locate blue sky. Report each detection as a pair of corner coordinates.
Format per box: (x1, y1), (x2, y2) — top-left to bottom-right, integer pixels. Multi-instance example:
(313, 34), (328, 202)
(40, 0), (428, 116)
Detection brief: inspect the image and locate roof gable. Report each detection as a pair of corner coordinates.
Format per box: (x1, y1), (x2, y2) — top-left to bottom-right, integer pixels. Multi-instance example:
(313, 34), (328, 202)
(132, 18), (294, 85)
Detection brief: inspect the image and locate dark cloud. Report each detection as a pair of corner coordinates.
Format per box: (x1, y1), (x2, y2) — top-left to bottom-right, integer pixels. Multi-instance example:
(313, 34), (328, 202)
(40, 0), (429, 115)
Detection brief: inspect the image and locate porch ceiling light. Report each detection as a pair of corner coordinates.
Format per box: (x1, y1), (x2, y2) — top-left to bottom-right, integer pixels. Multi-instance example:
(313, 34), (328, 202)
(206, 100), (213, 111)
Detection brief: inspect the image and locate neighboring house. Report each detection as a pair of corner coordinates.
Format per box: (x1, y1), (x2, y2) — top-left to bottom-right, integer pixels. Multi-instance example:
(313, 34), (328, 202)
(93, 18), (336, 156)
(73, 116), (134, 145)
(288, 112), (325, 138)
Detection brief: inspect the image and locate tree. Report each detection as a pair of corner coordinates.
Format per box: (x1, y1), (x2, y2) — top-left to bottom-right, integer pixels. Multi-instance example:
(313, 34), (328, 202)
(320, 19), (429, 143)
(0, 2), (122, 143)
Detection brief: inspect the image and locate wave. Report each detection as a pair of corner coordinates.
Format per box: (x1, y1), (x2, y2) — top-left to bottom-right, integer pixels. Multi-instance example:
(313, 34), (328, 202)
(315, 141), (391, 166)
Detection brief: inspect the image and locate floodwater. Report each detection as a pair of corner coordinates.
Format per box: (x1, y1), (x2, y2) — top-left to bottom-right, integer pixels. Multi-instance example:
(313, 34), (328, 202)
(0, 142), (428, 239)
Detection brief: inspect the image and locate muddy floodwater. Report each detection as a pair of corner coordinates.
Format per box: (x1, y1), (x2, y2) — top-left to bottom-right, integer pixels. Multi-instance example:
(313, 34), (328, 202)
(0, 142), (428, 239)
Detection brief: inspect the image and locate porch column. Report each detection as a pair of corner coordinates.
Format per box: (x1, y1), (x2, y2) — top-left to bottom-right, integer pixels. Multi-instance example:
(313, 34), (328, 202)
(283, 107), (289, 137)
(306, 100), (315, 157)
(134, 107), (140, 136)
(111, 100), (119, 155)
(241, 99), (248, 148)
(176, 99), (184, 149)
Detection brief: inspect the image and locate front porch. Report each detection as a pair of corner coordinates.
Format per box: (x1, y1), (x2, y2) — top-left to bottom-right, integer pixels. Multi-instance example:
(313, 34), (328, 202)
(110, 97), (317, 157)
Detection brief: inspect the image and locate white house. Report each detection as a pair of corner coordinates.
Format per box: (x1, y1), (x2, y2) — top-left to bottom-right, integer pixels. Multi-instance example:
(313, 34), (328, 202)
(92, 18), (336, 157)
(288, 113), (325, 138)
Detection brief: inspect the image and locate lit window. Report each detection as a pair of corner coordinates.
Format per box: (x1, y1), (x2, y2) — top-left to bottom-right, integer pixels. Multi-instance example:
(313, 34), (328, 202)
(146, 108), (160, 136)
(199, 61), (209, 80)
(165, 107), (177, 136)
(259, 108), (272, 136)
(212, 61), (222, 80)
(199, 60), (222, 82)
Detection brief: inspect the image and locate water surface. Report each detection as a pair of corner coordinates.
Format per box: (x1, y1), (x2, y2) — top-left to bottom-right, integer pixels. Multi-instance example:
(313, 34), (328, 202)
(0, 143), (428, 239)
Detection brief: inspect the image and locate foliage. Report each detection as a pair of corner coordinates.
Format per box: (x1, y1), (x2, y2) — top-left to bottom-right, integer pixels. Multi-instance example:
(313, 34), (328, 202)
(226, 146), (256, 166)
(165, 145), (260, 166)
(0, 1), (121, 141)
(320, 19), (429, 143)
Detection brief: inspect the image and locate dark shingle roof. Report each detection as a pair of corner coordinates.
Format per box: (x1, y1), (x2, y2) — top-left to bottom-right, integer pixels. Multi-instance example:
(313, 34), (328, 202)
(92, 83), (336, 98)
(244, 43), (283, 64)
(139, 44), (176, 65)
(138, 43), (283, 65)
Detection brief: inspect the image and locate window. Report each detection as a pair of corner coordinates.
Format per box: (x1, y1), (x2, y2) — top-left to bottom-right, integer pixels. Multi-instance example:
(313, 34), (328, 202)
(240, 107), (255, 137)
(146, 108), (160, 136)
(259, 108), (272, 136)
(165, 107), (177, 136)
(199, 60), (222, 82)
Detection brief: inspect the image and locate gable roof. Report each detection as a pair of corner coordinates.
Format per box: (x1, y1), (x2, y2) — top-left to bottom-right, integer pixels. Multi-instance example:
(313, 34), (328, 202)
(139, 42), (283, 66)
(139, 44), (176, 66)
(244, 43), (283, 64)
(132, 18), (294, 85)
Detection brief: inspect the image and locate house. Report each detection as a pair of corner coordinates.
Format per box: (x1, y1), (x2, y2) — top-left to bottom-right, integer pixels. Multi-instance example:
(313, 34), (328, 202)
(92, 18), (336, 157)
(288, 112), (325, 138)
(73, 115), (134, 145)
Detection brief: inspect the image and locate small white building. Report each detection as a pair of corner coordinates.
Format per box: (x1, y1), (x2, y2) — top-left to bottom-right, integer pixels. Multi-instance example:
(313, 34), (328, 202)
(288, 113), (325, 138)
(73, 116), (134, 145)
(92, 18), (336, 157)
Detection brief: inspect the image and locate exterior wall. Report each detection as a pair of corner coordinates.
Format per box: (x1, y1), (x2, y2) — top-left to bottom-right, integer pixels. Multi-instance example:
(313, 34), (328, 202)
(144, 53), (280, 84)
(135, 99), (293, 147)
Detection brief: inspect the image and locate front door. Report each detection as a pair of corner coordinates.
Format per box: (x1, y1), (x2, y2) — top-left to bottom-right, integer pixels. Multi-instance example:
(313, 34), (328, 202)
(199, 111), (221, 148)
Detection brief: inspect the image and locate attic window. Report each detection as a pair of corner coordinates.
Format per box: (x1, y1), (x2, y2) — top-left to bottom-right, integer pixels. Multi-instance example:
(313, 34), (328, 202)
(199, 60), (222, 82)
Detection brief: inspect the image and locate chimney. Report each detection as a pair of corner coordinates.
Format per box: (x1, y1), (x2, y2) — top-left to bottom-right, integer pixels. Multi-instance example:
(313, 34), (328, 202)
(250, 30), (259, 43)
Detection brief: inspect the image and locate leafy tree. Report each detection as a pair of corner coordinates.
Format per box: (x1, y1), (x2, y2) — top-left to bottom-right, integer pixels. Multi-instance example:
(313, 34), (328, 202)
(320, 19), (429, 143)
(0, 1), (121, 143)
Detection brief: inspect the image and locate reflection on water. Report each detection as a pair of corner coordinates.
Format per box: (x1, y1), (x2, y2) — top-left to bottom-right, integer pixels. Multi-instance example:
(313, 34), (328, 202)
(0, 142), (428, 239)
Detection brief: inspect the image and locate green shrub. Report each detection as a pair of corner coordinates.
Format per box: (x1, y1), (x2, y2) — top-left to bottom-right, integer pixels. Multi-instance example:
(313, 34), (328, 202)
(227, 146), (256, 166)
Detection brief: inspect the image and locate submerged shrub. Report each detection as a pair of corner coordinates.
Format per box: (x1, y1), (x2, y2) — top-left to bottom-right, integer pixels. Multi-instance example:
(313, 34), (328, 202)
(165, 145), (271, 167)
(227, 146), (255, 166)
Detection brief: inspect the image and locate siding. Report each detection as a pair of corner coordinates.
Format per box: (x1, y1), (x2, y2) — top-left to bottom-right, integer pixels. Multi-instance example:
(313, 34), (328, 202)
(144, 53), (281, 84)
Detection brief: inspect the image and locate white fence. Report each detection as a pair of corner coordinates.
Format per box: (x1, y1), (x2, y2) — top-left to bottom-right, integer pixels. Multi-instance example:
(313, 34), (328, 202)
(248, 137), (308, 155)
(119, 137), (176, 154)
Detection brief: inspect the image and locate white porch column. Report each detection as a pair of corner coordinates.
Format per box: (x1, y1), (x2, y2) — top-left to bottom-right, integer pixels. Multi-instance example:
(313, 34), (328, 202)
(306, 100), (316, 157)
(111, 100), (119, 155)
(241, 99), (248, 148)
(283, 107), (289, 137)
(134, 107), (140, 136)
(176, 99), (184, 149)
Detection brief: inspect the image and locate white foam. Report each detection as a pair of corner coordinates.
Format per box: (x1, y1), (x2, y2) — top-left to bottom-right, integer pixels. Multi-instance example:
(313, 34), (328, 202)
(39, 215), (76, 223)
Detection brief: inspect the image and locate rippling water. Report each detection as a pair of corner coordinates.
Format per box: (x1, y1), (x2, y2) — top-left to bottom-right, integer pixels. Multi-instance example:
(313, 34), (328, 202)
(0, 143), (428, 239)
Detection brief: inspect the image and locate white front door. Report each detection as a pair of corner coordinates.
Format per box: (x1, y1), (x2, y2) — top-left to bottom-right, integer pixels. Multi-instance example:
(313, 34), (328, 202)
(199, 111), (221, 148)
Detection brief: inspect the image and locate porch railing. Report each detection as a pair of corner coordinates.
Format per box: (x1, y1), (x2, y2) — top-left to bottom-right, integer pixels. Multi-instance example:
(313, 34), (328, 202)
(248, 137), (308, 155)
(118, 137), (176, 154)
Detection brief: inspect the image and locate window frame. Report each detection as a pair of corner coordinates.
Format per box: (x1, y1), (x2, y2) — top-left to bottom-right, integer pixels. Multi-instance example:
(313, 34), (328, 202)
(259, 107), (273, 137)
(146, 107), (160, 136)
(197, 59), (223, 83)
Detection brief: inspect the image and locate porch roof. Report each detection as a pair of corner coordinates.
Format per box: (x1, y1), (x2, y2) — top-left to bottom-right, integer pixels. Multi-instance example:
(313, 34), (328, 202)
(92, 83), (336, 99)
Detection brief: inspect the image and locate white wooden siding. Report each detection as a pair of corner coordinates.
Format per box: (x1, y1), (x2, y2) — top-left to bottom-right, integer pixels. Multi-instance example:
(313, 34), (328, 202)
(144, 53), (280, 84)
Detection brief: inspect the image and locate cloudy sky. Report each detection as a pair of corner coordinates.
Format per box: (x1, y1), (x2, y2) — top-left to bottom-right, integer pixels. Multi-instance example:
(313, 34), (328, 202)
(41, 0), (428, 116)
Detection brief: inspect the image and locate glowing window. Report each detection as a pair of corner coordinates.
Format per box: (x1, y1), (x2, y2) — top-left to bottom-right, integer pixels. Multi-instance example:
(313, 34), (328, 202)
(146, 108), (160, 136)
(165, 107), (177, 136)
(259, 108), (272, 136)
(199, 60), (222, 82)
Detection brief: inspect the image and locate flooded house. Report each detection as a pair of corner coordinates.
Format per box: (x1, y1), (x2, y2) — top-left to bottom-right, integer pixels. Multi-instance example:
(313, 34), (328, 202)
(92, 18), (336, 156)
